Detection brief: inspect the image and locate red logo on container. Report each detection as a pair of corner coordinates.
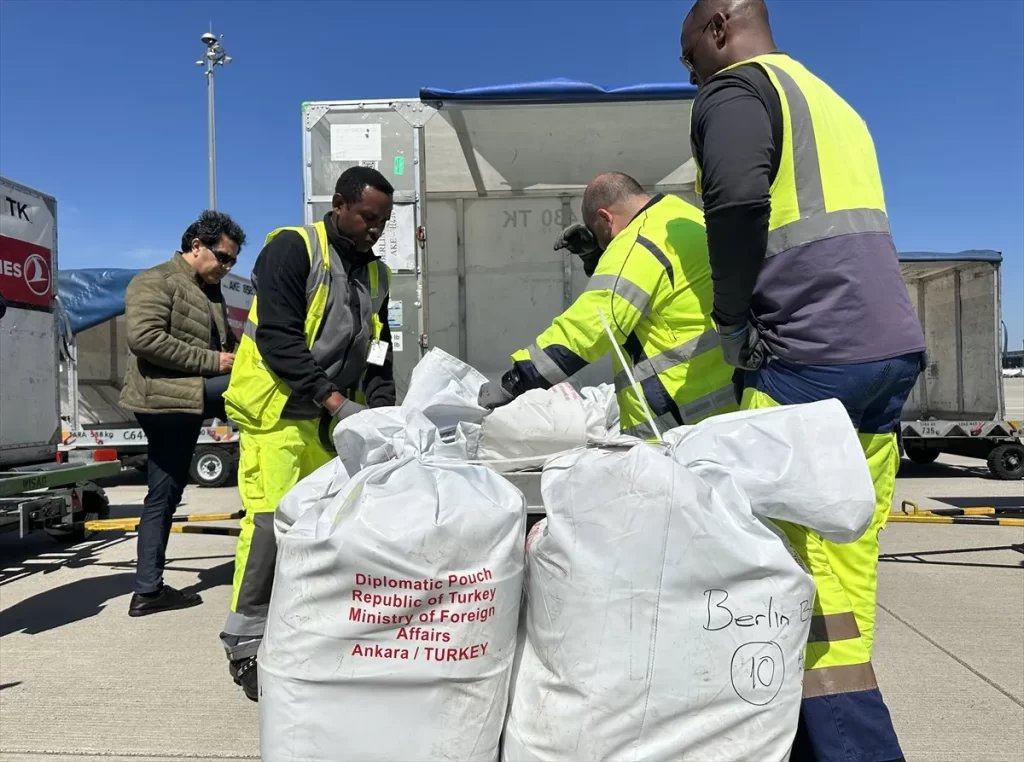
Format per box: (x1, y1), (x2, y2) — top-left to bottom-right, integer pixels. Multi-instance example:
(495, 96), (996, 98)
(24, 252), (51, 296)
(0, 235), (54, 311)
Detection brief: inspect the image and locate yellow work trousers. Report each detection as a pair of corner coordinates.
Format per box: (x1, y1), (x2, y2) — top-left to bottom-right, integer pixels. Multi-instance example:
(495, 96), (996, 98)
(742, 387), (898, 678)
(742, 387), (904, 762)
(220, 417), (332, 660)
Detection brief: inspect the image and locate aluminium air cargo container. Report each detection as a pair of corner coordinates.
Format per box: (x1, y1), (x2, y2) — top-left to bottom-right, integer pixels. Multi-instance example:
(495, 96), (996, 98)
(299, 82), (1020, 479)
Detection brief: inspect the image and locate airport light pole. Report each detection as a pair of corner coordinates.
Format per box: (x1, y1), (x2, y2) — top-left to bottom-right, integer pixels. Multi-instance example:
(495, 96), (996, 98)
(196, 31), (232, 210)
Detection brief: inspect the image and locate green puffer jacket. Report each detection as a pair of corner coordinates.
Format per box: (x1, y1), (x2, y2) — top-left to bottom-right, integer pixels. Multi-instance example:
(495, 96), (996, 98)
(119, 253), (236, 415)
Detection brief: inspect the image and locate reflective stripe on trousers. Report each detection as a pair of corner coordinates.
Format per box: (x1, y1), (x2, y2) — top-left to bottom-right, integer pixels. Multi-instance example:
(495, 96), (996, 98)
(219, 418), (333, 661)
(741, 386), (902, 762)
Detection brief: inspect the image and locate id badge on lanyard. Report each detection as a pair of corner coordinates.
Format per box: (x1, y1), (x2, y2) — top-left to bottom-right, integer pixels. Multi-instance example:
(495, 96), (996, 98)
(367, 340), (389, 366)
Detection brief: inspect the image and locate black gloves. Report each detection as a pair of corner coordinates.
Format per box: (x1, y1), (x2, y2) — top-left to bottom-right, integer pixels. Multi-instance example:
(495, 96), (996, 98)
(477, 381), (516, 410)
(554, 223), (598, 256)
(716, 321), (768, 371)
(554, 223), (603, 277)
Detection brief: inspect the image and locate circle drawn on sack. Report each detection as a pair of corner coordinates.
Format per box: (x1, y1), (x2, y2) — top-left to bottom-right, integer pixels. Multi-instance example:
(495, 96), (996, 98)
(730, 641), (785, 706)
(24, 253), (51, 296)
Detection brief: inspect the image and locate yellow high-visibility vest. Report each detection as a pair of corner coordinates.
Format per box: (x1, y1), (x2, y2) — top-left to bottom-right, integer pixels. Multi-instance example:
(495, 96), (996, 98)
(692, 53), (921, 365)
(224, 221), (390, 430)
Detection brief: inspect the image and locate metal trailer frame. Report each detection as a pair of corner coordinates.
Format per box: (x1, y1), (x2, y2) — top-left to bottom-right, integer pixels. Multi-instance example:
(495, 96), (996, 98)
(0, 460), (119, 541)
(58, 420), (240, 489)
(57, 308), (243, 489)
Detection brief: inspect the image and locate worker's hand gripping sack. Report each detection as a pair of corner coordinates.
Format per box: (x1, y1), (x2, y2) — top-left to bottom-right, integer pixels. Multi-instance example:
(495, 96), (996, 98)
(503, 401), (876, 762)
(260, 452), (527, 762)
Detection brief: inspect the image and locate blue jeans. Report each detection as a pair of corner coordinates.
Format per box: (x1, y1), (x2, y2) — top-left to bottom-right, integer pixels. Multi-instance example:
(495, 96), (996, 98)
(134, 413), (204, 594)
(745, 352), (926, 434)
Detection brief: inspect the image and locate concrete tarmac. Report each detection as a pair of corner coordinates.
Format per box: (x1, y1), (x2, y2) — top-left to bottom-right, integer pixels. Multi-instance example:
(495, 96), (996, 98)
(2, 397), (1022, 760)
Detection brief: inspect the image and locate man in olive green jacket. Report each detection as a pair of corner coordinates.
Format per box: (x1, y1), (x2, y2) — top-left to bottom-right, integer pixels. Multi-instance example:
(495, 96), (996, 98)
(120, 210), (246, 617)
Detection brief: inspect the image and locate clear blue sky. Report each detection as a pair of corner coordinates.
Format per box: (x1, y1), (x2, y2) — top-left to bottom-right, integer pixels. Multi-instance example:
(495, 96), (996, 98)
(2, 0), (1022, 347)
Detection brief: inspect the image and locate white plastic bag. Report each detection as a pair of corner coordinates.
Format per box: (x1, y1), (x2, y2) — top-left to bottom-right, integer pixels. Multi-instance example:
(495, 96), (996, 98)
(579, 382), (620, 436)
(261, 454), (526, 762)
(477, 382), (625, 472)
(401, 347), (489, 432)
(332, 406), (480, 477)
(666, 398), (875, 543)
(504, 413), (837, 761)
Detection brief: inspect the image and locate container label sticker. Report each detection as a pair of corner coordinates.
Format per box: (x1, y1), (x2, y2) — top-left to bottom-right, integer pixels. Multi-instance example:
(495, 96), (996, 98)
(372, 204), (416, 272)
(330, 123), (382, 162)
(388, 300), (403, 329)
(392, 331), (404, 352)
(393, 155), (405, 176)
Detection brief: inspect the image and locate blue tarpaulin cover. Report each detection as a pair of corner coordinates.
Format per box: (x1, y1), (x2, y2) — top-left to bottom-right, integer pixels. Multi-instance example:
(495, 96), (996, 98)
(58, 268), (141, 335)
(897, 250), (1001, 263)
(419, 78), (699, 104)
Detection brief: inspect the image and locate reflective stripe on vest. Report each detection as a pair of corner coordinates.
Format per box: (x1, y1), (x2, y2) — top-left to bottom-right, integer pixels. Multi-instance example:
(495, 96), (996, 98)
(585, 274), (652, 319)
(622, 384), (736, 438)
(241, 224), (389, 417)
(519, 343), (567, 387)
(758, 62), (890, 259)
(612, 329), (721, 391)
(243, 227), (388, 342)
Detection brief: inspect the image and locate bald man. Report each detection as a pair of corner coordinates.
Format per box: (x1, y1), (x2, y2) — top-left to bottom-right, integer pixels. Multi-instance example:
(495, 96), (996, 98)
(680, 1), (921, 761)
(478, 172), (737, 437)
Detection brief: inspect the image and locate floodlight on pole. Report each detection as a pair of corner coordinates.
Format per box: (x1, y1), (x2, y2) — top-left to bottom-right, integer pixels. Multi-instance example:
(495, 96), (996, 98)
(196, 30), (232, 210)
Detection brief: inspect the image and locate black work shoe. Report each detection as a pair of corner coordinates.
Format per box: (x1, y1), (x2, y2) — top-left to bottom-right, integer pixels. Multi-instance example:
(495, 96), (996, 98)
(128, 585), (202, 617)
(232, 655), (259, 702)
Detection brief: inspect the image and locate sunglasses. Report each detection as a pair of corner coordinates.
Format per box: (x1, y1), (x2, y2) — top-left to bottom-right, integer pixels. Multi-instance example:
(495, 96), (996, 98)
(680, 17), (715, 73)
(210, 248), (238, 269)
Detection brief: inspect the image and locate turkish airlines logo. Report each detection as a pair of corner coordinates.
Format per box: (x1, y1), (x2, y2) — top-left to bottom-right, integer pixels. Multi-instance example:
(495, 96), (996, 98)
(24, 252), (51, 296)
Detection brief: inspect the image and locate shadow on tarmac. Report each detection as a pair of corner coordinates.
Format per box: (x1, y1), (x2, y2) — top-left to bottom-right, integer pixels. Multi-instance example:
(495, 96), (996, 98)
(897, 458), (994, 479)
(0, 559), (234, 638)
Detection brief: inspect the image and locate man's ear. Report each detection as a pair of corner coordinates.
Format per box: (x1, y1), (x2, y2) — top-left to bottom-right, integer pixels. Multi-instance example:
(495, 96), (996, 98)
(712, 11), (728, 47)
(332, 193), (345, 209)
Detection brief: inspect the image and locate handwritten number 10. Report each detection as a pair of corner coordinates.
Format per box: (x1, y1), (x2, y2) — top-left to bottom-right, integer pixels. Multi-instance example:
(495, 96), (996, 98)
(750, 656), (776, 689)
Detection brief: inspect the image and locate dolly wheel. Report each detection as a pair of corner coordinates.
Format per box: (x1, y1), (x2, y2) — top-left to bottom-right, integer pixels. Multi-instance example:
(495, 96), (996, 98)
(190, 446), (234, 489)
(987, 442), (1024, 480)
(904, 444), (940, 465)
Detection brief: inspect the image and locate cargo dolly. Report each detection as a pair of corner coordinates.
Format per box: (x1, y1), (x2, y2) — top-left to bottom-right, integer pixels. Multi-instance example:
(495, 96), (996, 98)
(0, 460), (119, 542)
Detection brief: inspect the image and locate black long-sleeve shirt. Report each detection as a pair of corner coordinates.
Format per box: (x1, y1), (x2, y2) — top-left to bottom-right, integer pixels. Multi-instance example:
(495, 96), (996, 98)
(689, 59), (784, 328)
(251, 215), (395, 409)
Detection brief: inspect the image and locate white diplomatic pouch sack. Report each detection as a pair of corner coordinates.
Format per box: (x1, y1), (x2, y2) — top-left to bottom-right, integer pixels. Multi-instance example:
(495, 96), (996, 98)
(502, 414), (841, 761)
(259, 453), (526, 762)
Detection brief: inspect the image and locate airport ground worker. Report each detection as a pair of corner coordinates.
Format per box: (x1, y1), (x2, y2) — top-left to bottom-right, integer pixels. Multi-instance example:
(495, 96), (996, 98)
(681, 1), (926, 760)
(478, 172), (737, 434)
(219, 167), (397, 701)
